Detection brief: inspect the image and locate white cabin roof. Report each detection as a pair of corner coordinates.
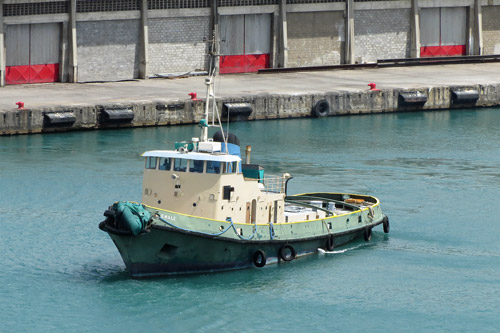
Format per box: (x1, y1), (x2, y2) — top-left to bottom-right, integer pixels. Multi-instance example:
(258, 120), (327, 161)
(142, 150), (241, 162)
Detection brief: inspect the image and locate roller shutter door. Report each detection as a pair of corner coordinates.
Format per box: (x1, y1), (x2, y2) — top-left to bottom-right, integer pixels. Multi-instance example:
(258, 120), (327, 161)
(5, 23), (60, 84)
(219, 14), (271, 74)
(420, 7), (467, 57)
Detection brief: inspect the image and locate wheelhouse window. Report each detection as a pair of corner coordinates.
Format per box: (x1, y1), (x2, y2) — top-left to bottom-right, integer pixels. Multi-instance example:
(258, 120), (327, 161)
(206, 161), (221, 174)
(159, 157), (172, 171)
(173, 158), (188, 172)
(189, 160), (204, 173)
(223, 161), (238, 174)
(146, 157), (157, 169)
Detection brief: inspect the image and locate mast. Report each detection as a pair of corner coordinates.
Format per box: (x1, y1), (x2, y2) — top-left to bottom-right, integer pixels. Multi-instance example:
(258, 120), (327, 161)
(201, 28), (219, 143)
(200, 25), (228, 153)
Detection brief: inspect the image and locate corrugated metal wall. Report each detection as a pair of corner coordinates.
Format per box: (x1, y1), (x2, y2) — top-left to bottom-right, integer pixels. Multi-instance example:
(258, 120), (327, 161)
(420, 8), (440, 47)
(219, 14), (271, 73)
(441, 7), (466, 47)
(5, 25), (30, 67)
(5, 23), (60, 84)
(420, 7), (466, 57)
(244, 14), (271, 55)
(30, 23), (60, 65)
(220, 15), (245, 56)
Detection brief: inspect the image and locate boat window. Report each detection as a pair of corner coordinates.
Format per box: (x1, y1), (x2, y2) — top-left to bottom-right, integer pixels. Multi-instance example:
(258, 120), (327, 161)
(189, 160), (204, 173)
(159, 157), (172, 171)
(223, 161), (238, 174)
(173, 158), (188, 172)
(206, 161), (221, 174)
(146, 157), (157, 169)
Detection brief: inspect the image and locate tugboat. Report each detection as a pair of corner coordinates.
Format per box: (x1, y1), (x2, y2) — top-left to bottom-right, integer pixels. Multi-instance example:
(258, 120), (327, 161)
(98, 32), (389, 278)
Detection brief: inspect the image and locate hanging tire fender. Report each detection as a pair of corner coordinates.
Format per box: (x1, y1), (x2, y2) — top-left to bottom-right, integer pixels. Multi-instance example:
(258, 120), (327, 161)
(311, 99), (330, 118)
(253, 250), (267, 268)
(364, 227), (372, 242)
(103, 209), (115, 218)
(383, 215), (390, 234)
(326, 234), (335, 251)
(279, 244), (296, 261)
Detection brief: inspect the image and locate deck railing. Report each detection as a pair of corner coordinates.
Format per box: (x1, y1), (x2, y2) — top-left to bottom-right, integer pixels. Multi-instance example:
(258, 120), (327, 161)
(261, 175), (285, 194)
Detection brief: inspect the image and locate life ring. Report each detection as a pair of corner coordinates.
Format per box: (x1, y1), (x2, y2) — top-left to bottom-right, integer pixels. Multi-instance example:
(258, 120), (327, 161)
(326, 235), (335, 251)
(383, 215), (390, 234)
(279, 244), (296, 261)
(253, 250), (267, 268)
(364, 227), (372, 242)
(311, 99), (330, 118)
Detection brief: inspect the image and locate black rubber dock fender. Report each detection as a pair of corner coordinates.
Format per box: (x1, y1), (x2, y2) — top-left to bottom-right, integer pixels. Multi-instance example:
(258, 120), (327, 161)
(253, 250), (267, 267)
(451, 89), (479, 104)
(398, 91), (427, 107)
(43, 112), (76, 127)
(222, 103), (253, 118)
(312, 99), (330, 117)
(279, 244), (296, 261)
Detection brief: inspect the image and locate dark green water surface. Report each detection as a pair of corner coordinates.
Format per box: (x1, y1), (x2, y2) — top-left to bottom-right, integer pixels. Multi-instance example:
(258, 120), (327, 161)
(1, 109), (500, 331)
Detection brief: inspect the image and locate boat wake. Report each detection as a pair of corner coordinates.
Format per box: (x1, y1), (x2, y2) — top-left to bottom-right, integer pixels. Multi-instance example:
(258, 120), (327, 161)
(317, 243), (367, 255)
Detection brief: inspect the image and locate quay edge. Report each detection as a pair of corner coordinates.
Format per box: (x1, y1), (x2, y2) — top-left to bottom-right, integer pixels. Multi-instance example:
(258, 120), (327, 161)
(1, 83), (500, 136)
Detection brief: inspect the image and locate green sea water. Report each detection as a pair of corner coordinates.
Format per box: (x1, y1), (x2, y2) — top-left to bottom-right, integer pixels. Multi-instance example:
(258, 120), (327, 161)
(1, 108), (500, 331)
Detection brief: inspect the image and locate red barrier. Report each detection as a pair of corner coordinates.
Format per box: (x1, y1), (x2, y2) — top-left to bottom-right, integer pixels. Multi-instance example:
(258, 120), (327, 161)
(30, 64), (59, 84)
(5, 65), (30, 84)
(220, 54), (269, 74)
(420, 45), (466, 57)
(6, 63), (59, 85)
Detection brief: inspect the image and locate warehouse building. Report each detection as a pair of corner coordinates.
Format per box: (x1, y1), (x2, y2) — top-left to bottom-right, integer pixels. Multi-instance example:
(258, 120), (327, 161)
(0, 0), (499, 86)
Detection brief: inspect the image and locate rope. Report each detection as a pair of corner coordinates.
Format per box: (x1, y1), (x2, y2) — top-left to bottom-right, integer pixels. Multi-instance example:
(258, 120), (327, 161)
(368, 206), (375, 221)
(157, 215), (256, 240)
(322, 220), (332, 235)
(269, 221), (275, 240)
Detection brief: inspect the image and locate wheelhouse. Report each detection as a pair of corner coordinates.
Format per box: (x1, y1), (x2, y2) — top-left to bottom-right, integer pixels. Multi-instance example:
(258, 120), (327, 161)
(142, 150), (241, 175)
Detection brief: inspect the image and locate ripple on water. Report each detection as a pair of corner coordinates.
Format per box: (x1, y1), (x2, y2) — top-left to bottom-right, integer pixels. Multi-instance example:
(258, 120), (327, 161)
(2, 108), (500, 331)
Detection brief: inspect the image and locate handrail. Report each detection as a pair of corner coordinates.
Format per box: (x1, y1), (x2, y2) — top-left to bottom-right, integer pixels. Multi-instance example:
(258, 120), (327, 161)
(261, 175), (285, 194)
(286, 194), (365, 212)
(285, 199), (334, 217)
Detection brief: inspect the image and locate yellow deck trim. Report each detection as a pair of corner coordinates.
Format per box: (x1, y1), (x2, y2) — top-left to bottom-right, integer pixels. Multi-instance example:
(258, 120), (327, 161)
(144, 206), (371, 226)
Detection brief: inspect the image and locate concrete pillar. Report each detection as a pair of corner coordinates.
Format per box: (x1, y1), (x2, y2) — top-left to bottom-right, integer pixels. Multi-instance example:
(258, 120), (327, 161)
(271, 10), (278, 68)
(473, 0), (483, 55)
(344, 0), (355, 64)
(0, 0), (5, 87)
(139, 0), (149, 79)
(60, 21), (68, 82)
(68, 0), (78, 82)
(410, 0), (420, 58)
(278, 0), (288, 68)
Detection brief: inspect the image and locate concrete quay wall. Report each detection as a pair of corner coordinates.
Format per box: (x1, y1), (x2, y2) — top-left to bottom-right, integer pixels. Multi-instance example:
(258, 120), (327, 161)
(2, 83), (500, 136)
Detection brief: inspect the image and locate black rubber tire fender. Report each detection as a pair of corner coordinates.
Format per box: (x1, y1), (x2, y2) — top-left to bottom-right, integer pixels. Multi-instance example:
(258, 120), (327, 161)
(103, 209), (115, 217)
(326, 234), (335, 251)
(253, 250), (267, 268)
(312, 99), (330, 118)
(279, 244), (296, 261)
(383, 216), (390, 234)
(364, 227), (372, 242)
